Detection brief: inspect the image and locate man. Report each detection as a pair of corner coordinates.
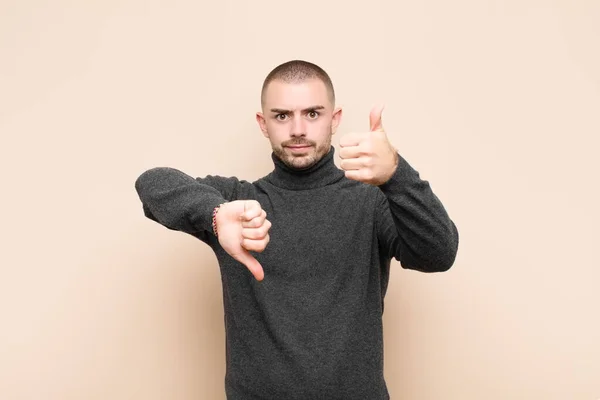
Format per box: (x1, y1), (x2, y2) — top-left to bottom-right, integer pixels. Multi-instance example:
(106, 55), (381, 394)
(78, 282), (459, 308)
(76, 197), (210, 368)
(135, 60), (459, 400)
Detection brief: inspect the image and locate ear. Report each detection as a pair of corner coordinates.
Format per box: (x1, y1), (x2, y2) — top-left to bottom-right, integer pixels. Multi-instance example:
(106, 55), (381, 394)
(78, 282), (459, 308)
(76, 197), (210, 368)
(331, 107), (343, 135)
(256, 112), (269, 138)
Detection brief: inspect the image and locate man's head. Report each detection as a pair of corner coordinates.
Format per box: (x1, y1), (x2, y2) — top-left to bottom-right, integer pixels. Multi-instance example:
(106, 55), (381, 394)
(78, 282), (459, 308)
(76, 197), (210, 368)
(256, 60), (342, 170)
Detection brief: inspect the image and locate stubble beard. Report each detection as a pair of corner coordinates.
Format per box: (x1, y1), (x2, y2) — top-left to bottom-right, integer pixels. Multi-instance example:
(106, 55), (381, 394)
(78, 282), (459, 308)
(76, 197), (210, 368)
(273, 135), (332, 170)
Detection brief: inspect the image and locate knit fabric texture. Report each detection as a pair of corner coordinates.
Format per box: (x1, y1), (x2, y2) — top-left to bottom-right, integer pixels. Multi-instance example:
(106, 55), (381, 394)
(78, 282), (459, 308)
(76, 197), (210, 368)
(135, 146), (459, 399)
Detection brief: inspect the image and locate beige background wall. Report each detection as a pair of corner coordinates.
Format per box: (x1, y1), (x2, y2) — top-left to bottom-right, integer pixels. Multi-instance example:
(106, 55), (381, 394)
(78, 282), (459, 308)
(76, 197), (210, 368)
(1, 0), (599, 399)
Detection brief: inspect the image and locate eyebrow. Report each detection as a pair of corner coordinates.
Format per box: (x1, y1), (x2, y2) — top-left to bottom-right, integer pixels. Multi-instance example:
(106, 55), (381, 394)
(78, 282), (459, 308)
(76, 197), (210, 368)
(270, 105), (325, 114)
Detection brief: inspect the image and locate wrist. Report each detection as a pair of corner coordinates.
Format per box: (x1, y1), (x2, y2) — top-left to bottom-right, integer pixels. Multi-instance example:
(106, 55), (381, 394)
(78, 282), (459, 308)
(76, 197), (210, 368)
(212, 203), (225, 236)
(379, 151), (399, 185)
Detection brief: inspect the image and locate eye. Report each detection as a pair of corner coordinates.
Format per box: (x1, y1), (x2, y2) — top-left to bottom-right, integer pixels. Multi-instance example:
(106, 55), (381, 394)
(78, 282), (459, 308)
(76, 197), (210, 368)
(307, 111), (320, 119)
(275, 114), (288, 121)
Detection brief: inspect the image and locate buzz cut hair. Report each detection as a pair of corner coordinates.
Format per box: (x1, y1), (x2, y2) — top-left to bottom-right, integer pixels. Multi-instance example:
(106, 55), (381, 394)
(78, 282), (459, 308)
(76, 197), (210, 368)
(260, 60), (336, 107)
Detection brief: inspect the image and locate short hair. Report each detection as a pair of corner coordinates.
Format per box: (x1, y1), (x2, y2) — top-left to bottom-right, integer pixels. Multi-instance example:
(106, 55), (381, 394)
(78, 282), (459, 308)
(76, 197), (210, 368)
(260, 60), (335, 106)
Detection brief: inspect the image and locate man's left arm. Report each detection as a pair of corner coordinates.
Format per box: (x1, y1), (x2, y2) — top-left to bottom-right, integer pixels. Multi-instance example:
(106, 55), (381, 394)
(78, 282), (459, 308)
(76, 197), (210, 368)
(374, 153), (459, 272)
(339, 105), (459, 272)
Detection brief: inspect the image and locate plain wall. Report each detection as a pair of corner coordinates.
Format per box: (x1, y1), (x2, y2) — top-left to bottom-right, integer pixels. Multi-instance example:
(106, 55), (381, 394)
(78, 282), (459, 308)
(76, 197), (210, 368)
(1, 0), (599, 399)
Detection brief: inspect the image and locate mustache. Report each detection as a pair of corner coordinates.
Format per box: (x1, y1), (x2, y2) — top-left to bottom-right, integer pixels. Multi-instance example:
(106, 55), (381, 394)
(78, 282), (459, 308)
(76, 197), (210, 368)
(283, 139), (315, 147)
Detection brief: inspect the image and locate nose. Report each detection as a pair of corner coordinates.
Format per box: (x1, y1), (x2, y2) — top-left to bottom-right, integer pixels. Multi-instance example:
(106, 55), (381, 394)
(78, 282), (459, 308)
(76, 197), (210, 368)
(290, 115), (306, 137)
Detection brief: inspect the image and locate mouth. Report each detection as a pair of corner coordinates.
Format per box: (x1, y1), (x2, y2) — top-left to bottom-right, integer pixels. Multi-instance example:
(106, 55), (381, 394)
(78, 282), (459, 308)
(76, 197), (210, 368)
(286, 145), (312, 153)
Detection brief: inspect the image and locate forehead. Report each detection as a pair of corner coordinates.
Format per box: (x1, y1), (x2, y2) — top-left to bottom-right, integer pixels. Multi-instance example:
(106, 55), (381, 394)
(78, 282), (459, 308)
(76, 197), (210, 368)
(263, 79), (331, 109)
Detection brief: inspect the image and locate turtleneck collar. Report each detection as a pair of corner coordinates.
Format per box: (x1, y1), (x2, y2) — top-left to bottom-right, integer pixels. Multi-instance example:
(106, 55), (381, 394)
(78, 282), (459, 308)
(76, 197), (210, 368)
(264, 145), (345, 190)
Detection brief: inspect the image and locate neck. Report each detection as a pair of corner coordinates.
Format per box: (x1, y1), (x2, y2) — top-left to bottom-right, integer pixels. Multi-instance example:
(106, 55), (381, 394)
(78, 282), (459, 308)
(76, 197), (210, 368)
(265, 146), (345, 190)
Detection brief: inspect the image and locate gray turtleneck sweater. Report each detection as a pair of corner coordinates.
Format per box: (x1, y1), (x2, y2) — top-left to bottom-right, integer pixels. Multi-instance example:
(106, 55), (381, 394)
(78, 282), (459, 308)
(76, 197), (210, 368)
(134, 146), (459, 400)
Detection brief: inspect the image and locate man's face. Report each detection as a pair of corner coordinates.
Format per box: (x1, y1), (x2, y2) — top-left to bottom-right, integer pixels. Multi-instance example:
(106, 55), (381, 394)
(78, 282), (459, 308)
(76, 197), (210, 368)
(257, 79), (342, 170)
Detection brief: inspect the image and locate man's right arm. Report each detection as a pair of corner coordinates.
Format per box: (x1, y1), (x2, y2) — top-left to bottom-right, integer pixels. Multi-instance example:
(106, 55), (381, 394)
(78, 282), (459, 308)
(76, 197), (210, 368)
(134, 167), (250, 241)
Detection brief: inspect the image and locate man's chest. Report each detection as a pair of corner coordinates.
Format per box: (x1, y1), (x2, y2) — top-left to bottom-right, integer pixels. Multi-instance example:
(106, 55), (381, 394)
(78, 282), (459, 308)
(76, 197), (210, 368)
(250, 188), (378, 277)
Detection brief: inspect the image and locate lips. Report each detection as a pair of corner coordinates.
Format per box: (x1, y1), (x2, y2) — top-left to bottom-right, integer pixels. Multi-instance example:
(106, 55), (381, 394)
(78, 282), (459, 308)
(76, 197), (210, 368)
(286, 143), (312, 148)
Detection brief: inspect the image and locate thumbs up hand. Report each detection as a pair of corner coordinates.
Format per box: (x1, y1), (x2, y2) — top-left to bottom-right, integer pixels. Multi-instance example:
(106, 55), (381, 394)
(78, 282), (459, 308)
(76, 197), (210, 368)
(339, 104), (399, 186)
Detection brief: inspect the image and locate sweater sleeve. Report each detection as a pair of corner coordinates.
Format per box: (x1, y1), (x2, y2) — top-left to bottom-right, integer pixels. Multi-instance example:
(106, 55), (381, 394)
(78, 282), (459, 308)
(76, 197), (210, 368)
(134, 167), (251, 242)
(375, 153), (459, 272)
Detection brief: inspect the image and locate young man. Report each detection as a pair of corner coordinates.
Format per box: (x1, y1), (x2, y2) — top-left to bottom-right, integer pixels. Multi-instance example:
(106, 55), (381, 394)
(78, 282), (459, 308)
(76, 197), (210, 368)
(135, 60), (459, 400)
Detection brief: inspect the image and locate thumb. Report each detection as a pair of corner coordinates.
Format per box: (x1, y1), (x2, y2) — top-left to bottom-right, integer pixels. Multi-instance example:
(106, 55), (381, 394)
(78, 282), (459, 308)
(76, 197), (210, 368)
(233, 249), (265, 281)
(369, 103), (385, 132)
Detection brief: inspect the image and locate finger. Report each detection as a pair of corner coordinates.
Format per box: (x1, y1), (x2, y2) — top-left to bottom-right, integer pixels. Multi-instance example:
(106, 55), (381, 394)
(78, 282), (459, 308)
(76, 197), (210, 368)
(344, 169), (372, 182)
(339, 158), (363, 171)
(242, 235), (270, 252)
(339, 132), (368, 147)
(339, 146), (362, 160)
(242, 210), (266, 228)
(232, 249), (265, 281)
(369, 104), (385, 132)
(242, 200), (262, 221)
(242, 221), (272, 240)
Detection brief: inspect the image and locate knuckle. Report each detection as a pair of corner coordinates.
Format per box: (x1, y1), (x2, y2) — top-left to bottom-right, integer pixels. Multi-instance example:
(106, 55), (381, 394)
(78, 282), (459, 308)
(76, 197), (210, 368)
(256, 226), (267, 237)
(246, 200), (260, 212)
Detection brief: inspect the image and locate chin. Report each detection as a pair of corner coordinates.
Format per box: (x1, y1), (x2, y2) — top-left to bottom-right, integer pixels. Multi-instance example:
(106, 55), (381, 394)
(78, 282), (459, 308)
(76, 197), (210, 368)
(274, 144), (329, 170)
(286, 155), (317, 170)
